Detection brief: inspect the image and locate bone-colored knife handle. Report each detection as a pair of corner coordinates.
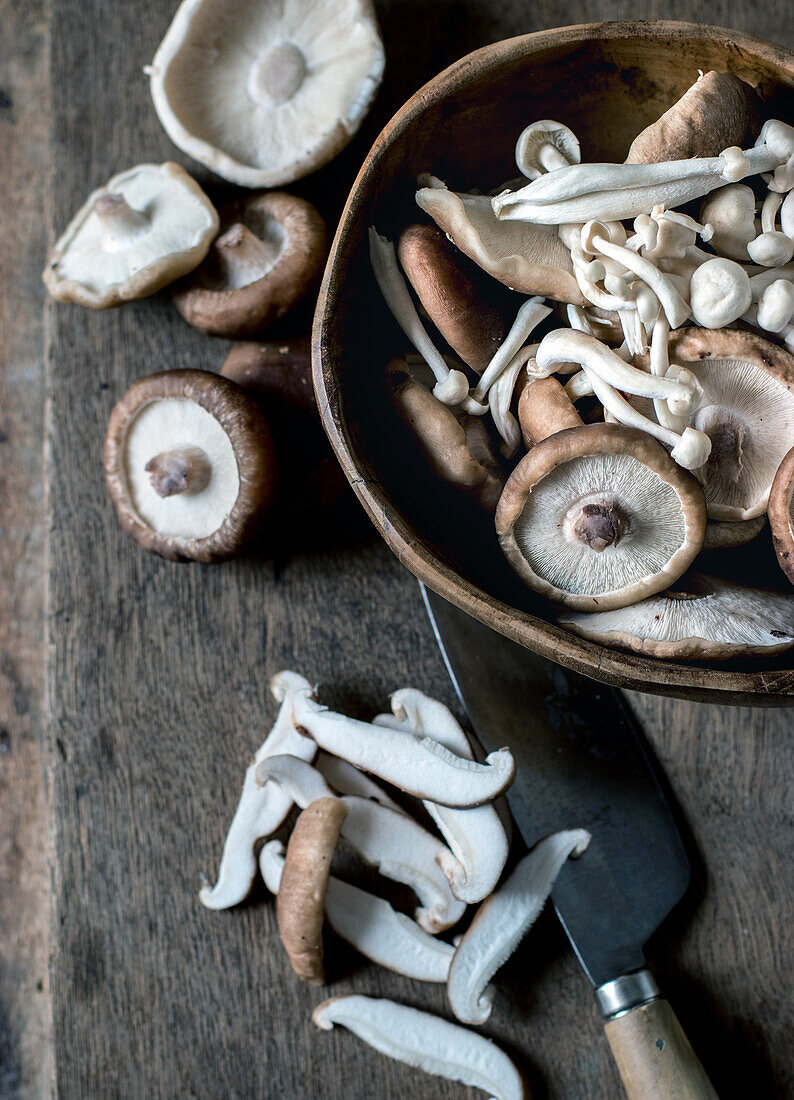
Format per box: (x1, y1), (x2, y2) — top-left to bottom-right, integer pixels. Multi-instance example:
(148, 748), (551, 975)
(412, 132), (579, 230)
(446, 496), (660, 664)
(604, 999), (718, 1100)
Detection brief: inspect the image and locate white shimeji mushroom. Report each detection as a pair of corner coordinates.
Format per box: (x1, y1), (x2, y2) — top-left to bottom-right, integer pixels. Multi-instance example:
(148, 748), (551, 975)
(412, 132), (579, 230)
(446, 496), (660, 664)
(312, 995), (527, 1100)
(148, 0), (384, 187)
(255, 753), (466, 932)
(374, 689), (510, 904)
(447, 830), (590, 1024)
(757, 279), (794, 332)
(44, 163), (218, 307)
(260, 842), (455, 982)
(469, 298), (551, 407)
(689, 257), (752, 328)
(369, 228), (470, 406)
(515, 120), (581, 179)
(199, 672), (316, 910)
(558, 574), (794, 659)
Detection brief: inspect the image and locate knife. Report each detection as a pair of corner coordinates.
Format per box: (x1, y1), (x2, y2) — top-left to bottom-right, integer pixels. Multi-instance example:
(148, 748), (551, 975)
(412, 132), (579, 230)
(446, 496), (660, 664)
(422, 584), (719, 1100)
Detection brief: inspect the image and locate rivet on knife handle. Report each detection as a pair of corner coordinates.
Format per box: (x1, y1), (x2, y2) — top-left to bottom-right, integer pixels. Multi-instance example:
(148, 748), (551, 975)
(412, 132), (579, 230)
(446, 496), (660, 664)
(599, 972), (719, 1100)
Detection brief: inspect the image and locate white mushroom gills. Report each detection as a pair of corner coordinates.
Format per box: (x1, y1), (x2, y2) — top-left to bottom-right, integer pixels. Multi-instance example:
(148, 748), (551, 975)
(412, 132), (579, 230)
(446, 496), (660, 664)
(312, 995), (526, 1100)
(515, 120), (581, 179)
(199, 672), (315, 910)
(260, 841), (455, 982)
(369, 228), (469, 406)
(447, 830), (590, 1025)
(374, 688), (510, 904)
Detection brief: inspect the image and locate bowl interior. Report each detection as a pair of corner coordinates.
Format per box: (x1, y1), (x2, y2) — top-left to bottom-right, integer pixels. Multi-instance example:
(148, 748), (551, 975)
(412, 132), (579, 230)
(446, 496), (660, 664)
(314, 23), (794, 703)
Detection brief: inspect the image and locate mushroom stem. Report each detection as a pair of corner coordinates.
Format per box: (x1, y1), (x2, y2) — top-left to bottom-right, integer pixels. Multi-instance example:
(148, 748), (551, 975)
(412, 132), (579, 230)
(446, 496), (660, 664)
(93, 192), (149, 250)
(144, 445), (212, 497)
(649, 316), (688, 433)
(213, 221), (283, 288)
(249, 42), (308, 107)
(369, 227), (469, 406)
(469, 297), (551, 405)
(761, 189), (784, 234)
(567, 497), (629, 552)
(488, 343), (539, 456)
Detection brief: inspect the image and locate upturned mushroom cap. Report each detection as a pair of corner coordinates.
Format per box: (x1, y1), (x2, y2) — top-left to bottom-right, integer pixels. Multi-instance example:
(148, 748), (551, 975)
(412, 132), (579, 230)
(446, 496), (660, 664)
(769, 445), (794, 583)
(415, 181), (584, 303)
(626, 71), (761, 163)
(515, 120), (581, 180)
(276, 796), (348, 983)
(43, 163), (218, 308)
(662, 328), (794, 520)
(558, 574), (794, 659)
(172, 192), (327, 337)
(701, 515), (766, 551)
(149, 0), (384, 187)
(104, 370), (276, 562)
(495, 424), (707, 611)
(397, 224), (507, 373)
(390, 363), (503, 511)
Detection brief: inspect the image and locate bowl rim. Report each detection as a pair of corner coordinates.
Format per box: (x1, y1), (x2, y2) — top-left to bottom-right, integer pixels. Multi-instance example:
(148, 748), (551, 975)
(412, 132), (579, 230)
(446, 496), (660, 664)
(312, 19), (794, 706)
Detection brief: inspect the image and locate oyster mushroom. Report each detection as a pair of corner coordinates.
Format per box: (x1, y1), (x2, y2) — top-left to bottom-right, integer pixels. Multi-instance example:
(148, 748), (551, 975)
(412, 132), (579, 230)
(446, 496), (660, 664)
(415, 180), (583, 303)
(515, 120), (580, 179)
(276, 796), (347, 983)
(447, 830), (590, 1025)
(199, 671), (315, 910)
(374, 689), (510, 904)
(663, 328), (794, 520)
(389, 362), (503, 510)
(699, 184), (758, 262)
(626, 71), (761, 163)
(43, 163), (218, 307)
(172, 192), (327, 337)
(313, 995), (526, 1100)
(149, 0), (384, 187)
(558, 574), (794, 659)
(770, 445), (794, 583)
(495, 415), (707, 612)
(104, 370), (276, 562)
(260, 841), (455, 982)
(397, 223), (507, 373)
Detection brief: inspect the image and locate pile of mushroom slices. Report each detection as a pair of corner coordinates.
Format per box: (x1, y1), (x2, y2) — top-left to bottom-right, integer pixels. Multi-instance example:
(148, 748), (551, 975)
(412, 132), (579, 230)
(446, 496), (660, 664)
(201, 670), (589, 1100)
(372, 72), (794, 660)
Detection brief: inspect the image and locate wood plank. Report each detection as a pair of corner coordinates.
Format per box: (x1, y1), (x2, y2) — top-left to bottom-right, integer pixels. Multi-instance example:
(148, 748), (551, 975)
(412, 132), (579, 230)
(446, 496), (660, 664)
(45, 3), (793, 1100)
(0, 2), (53, 1097)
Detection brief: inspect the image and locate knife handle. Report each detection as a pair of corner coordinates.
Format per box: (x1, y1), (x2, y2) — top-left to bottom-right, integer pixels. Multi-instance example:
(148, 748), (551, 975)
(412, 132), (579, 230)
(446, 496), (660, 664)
(604, 998), (718, 1099)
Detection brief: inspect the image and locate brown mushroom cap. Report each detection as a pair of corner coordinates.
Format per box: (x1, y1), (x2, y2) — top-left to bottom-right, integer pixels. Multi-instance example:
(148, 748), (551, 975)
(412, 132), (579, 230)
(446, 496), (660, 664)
(626, 71), (761, 163)
(276, 796), (348, 984)
(221, 337), (315, 414)
(496, 423), (707, 611)
(172, 191), (327, 337)
(391, 362), (502, 510)
(397, 224), (507, 373)
(558, 573), (794, 659)
(104, 369), (276, 563)
(769, 444), (794, 583)
(517, 377), (584, 448)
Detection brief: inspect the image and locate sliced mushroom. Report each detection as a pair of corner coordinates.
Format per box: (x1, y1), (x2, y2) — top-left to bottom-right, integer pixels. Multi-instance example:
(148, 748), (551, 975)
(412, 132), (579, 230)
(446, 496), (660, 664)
(447, 830), (590, 1025)
(199, 672), (315, 910)
(496, 421), (707, 612)
(172, 192), (327, 337)
(626, 71), (761, 163)
(699, 184), (759, 262)
(664, 328), (794, 520)
(770, 445), (794, 583)
(315, 752), (405, 815)
(702, 515), (766, 551)
(374, 689), (510, 904)
(287, 684), (516, 807)
(44, 163), (218, 307)
(558, 574), (794, 659)
(149, 0), (384, 187)
(415, 180), (583, 303)
(255, 754), (466, 932)
(261, 841), (455, 982)
(390, 363), (503, 511)
(104, 370), (277, 562)
(276, 797), (348, 983)
(313, 995), (526, 1100)
(397, 224), (507, 373)
(515, 120), (580, 179)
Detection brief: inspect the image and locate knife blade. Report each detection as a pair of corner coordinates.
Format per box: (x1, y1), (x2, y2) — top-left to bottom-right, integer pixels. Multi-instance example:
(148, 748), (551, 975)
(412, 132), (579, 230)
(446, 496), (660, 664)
(422, 584), (719, 1099)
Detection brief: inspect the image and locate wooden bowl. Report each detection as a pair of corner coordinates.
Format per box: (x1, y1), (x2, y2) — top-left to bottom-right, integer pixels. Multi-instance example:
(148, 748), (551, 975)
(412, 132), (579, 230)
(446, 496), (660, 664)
(313, 21), (794, 706)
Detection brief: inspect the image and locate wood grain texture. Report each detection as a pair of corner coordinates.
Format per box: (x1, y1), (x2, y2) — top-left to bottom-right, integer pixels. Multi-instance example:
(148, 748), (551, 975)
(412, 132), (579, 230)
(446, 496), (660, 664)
(41, 3), (794, 1100)
(0, 2), (53, 1097)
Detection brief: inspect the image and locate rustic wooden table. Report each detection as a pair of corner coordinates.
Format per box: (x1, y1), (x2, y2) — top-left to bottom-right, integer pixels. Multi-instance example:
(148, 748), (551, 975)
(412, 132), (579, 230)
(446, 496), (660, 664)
(2, 1), (793, 1097)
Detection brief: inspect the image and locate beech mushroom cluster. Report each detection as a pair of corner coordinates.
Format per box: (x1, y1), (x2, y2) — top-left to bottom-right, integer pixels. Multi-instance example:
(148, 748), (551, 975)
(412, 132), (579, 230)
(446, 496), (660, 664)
(372, 71), (794, 655)
(201, 670), (590, 1098)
